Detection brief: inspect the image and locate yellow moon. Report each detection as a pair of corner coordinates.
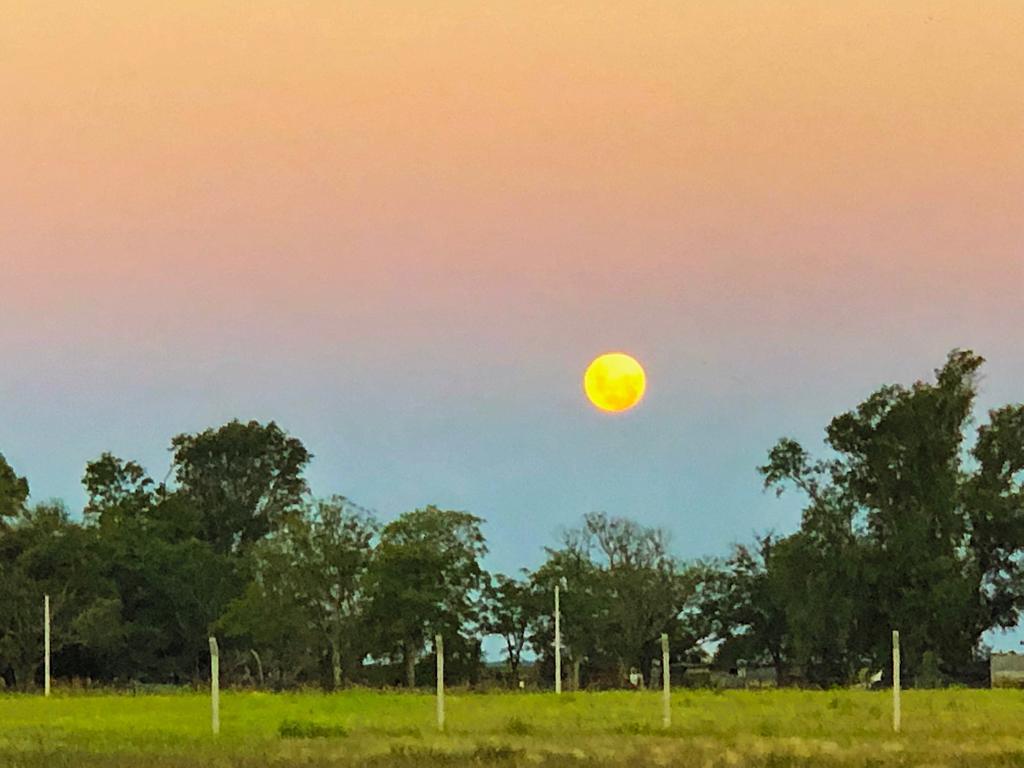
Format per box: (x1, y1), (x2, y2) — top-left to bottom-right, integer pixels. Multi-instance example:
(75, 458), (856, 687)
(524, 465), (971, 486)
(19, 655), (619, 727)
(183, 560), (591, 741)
(584, 353), (647, 412)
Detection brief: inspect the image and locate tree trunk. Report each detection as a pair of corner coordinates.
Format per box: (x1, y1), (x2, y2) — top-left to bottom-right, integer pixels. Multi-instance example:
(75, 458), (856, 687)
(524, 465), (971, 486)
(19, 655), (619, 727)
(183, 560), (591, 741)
(15, 664), (35, 692)
(331, 642), (342, 690)
(572, 658), (582, 691)
(404, 643), (418, 688)
(772, 650), (786, 686)
(250, 649), (264, 689)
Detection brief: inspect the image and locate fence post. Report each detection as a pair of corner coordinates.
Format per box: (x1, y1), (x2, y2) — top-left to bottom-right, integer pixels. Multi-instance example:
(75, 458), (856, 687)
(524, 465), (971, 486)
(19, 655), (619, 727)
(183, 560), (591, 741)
(435, 634), (445, 732)
(892, 629), (901, 734)
(554, 585), (561, 694)
(44, 594), (51, 698)
(661, 633), (671, 729)
(209, 637), (220, 735)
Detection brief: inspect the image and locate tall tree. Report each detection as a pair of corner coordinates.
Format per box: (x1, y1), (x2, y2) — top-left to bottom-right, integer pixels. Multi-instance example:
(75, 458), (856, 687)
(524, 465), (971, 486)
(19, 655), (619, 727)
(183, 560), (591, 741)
(760, 349), (1024, 681)
(483, 573), (533, 686)
(528, 547), (605, 690)
(365, 506), (488, 687)
(0, 502), (111, 688)
(703, 536), (790, 678)
(83, 453), (155, 529)
(171, 420), (311, 554)
(0, 453), (29, 523)
(534, 513), (705, 688)
(220, 497), (377, 688)
(81, 453), (240, 682)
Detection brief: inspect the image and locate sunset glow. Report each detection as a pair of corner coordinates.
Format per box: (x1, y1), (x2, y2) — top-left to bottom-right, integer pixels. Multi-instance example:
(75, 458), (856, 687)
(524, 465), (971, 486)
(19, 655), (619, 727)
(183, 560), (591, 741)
(2, 0), (1021, 584)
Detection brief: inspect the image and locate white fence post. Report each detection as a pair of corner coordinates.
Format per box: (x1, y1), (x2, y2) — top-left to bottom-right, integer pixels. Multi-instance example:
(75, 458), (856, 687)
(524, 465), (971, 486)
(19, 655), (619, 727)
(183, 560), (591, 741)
(435, 634), (445, 732)
(44, 594), (51, 698)
(554, 585), (561, 694)
(892, 629), (901, 734)
(209, 637), (220, 735)
(661, 633), (671, 729)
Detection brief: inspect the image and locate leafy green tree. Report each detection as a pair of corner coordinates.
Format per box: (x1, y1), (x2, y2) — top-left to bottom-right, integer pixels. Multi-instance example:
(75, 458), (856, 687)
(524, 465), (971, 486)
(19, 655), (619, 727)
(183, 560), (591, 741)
(764, 529), (867, 684)
(0, 561), (36, 688)
(962, 404), (1024, 639)
(0, 452), (31, 686)
(220, 497), (377, 688)
(533, 513), (705, 688)
(0, 502), (112, 688)
(528, 547), (604, 690)
(0, 453), (29, 523)
(81, 454), (241, 682)
(483, 573), (533, 686)
(760, 349), (1024, 681)
(171, 420), (311, 554)
(704, 536), (789, 677)
(364, 506), (488, 687)
(83, 453), (155, 529)
(582, 513), (696, 684)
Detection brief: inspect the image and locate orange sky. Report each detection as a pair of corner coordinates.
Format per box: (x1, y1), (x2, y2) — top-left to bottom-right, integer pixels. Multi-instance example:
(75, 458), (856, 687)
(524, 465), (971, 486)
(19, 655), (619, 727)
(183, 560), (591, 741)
(2, 2), (1023, 607)
(5, 2), (1021, 256)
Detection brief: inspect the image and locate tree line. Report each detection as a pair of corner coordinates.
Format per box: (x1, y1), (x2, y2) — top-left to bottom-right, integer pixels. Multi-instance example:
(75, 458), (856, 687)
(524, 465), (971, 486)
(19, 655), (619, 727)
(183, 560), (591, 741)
(2, 349), (1023, 690)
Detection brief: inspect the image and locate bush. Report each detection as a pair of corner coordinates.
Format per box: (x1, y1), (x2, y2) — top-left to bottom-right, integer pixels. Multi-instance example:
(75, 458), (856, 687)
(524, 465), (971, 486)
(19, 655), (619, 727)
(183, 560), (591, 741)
(504, 716), (533, 735)
(278, 718), (349, 739)
(916, 652), (943, 689)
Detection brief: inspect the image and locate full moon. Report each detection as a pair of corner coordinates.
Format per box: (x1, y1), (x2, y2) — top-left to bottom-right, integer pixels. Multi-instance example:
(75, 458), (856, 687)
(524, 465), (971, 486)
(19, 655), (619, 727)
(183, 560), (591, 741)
(584, 353), (647, 413)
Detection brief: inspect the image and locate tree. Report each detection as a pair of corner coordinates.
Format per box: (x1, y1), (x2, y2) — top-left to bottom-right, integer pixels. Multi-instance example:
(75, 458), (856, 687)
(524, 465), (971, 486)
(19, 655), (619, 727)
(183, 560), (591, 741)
(0, 453), (29, 523)
(703, 536), (789, 678)
(760, 349), (1024, 681)
(483, 573), (533, 686)
(0, 502), (112, 688)
(365, 506), (488, 687)
(170, 420), (311, 554)
(80, 453), (241, 682)
(83, 453), (155, 529)
(961, 404), (1024, 640)
(528, 547), (604, 690)
(220, 497), (377, 688)
(763, 529), (866, 684)
(534, 513), (705, 688)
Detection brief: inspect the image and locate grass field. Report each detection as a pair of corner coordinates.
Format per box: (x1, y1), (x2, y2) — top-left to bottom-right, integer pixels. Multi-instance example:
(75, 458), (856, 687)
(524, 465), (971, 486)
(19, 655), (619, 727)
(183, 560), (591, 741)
(3, 688), (1024, 767)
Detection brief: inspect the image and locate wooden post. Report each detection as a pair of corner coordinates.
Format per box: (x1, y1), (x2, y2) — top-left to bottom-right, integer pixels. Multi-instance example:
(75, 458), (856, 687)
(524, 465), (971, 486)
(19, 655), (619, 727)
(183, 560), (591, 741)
(209, 637), (220, 735)
(435, 634), (445, 732)
(554, 585), (561, 694)
(892, 630), (901, 734)
(661, 633), (671, 729)
(44, 594), (51, 698)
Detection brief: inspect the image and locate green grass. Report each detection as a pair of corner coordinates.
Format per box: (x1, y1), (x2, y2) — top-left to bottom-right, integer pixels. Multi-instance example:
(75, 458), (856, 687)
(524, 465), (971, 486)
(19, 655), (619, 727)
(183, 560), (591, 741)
(2, 688), (1024, 766)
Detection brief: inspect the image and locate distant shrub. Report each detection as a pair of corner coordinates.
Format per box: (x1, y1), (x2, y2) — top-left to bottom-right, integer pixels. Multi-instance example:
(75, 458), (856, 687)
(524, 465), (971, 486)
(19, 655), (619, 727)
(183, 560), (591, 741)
(756, 720), (779, 737)
(916, 652), (943, 689)
(504, 716), (533, 735)
(388, 746), (445, 761)
(366, 725), (421, 738)
(278, 718), (348, 739)
(614, 722), (657, 736)
(388, 745), (523, 764)
(472, 744), (523, 761)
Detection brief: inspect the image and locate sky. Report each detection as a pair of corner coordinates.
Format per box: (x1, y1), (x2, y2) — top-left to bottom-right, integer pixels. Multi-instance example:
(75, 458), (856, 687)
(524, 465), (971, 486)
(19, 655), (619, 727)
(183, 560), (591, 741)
(2, 2), (1023, 649)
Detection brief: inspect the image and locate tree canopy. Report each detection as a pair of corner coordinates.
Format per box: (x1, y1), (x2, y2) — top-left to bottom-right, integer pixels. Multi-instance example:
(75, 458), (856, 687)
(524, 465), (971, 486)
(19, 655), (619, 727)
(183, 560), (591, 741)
(3, 350), (1024, 691)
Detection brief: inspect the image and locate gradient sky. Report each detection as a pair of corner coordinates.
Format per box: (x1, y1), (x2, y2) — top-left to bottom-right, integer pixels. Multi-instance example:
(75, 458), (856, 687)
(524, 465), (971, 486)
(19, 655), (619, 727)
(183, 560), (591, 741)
(2, 3), (1023, 648)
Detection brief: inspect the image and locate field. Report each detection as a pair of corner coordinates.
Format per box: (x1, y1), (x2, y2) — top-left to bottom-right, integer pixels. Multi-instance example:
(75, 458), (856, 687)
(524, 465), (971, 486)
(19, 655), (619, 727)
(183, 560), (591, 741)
(4, 688), (1024, 767)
